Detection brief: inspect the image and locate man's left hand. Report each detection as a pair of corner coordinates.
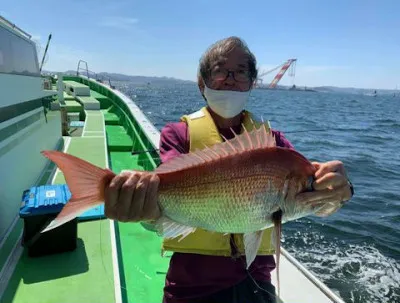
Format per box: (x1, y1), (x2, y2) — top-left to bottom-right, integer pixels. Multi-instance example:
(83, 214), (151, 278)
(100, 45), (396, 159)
(296, 160), (353, 217)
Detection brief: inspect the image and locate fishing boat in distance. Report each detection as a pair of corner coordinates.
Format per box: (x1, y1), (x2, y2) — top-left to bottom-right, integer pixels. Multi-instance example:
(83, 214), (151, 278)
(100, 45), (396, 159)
(364, 90), (377, 97)
(0, 15), (345, 303)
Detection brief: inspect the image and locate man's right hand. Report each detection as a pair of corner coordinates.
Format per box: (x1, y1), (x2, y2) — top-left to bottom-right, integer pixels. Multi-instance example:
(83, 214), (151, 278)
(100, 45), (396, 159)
(104, 170), (161, 222)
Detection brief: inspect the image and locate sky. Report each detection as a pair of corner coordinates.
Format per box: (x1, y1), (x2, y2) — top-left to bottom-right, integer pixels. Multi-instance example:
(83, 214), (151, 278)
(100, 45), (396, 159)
(2, 0), (399, 89)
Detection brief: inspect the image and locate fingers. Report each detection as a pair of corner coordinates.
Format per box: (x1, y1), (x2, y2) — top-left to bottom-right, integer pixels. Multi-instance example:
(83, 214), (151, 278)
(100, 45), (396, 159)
(311, 162), (321, 170)
(313, 172), (348, 191)
(141, 174), (161, 221)
(104, 171), (161, 223)
(117, 173), (141, 221)
(128, 173), (151, 221)
(314, 160), (345, 179)
(105, 171), (131, 219)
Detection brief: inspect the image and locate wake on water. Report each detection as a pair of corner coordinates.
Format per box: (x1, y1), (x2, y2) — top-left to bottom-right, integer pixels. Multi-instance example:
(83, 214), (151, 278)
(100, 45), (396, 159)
(283, 229), (400, 303)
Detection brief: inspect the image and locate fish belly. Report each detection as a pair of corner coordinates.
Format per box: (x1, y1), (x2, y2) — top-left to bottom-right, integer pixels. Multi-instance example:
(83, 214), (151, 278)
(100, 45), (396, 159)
(159, 175), (282, 234)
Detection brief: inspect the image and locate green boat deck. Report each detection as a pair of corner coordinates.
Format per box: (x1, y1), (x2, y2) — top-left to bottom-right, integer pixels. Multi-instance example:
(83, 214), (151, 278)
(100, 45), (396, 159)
(2, 77), (167, 303)
(2, 221), (116, 303)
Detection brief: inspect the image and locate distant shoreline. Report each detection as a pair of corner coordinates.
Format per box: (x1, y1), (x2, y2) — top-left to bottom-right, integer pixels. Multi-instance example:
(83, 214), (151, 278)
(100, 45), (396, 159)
(43, 70), (398, 95)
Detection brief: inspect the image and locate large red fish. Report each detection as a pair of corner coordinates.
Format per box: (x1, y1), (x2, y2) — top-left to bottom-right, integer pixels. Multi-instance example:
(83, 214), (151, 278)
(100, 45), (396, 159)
(41, 122), (316, 295)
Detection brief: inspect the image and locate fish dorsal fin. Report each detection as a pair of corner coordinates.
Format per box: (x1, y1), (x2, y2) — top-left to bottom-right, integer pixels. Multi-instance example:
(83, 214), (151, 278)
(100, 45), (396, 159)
(155, 121), (276, 174)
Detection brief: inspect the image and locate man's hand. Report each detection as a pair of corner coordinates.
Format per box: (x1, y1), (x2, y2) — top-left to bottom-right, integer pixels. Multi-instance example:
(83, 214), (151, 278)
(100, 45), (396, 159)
(296, 160), (353, 217)
(104, 170), (161, 222)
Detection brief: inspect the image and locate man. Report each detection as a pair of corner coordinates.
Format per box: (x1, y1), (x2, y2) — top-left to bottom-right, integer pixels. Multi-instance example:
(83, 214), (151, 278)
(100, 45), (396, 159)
(105, 36), (354, 303)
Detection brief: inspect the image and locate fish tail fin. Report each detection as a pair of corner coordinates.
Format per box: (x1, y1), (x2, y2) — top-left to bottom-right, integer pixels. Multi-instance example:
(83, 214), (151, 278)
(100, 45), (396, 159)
(272, 210), (283, 298)
(40, 150), (116, 232)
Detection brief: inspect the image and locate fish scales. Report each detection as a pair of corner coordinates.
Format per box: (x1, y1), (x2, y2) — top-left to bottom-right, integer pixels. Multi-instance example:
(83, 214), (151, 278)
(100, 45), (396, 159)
(157, 147), (311, 234)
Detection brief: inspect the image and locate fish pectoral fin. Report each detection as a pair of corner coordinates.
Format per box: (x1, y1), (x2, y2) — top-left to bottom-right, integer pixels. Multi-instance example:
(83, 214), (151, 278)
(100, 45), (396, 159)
(154, 216), (196, 241)
(243, 230), (264, 269)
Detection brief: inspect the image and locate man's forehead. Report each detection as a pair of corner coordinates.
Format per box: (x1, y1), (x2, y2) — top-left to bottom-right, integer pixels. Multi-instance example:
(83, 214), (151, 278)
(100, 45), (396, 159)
(211, 56), (249, 68)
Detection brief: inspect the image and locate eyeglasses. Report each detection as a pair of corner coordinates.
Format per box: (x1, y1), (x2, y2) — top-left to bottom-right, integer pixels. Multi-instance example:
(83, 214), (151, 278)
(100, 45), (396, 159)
(210, 68), (251, 83)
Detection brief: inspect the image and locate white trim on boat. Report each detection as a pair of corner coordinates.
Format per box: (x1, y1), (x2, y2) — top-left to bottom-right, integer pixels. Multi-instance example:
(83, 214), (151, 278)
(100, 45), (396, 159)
(109, 219), (122, 303)
(81, 114), (89, 137)
(51, 136), (71, 184)
(83, 131), (104, 133)
(100, 110), (123, 303)
(116, 92), (160, 148)
(0, 107), (43, 130)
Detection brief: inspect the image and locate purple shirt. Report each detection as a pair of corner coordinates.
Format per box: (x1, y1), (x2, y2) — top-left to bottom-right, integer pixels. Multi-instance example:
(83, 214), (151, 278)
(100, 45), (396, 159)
(159, 121), (294, 302)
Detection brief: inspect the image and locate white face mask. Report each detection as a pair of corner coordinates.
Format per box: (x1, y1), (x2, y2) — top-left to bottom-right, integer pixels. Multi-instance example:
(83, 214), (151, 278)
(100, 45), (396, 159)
(203, 85), (250, 118)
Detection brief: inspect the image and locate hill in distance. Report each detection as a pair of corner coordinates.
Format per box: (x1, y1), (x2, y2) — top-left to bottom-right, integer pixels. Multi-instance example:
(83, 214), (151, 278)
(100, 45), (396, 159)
(57, 70), (195, 85)
(45, 70), (398, 95)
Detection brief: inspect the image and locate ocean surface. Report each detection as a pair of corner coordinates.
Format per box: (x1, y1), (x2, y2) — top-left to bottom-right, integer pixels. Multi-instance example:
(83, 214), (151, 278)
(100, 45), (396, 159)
(115, 81), (400, 303)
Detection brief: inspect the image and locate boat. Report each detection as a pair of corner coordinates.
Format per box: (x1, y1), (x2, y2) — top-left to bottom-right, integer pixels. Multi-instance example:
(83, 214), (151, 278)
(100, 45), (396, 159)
(0, 15), (346, 303)
(364, 90), (377, 97)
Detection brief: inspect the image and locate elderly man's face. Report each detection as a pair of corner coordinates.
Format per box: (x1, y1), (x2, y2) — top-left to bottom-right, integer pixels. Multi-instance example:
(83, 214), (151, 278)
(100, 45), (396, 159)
(206, 47), (252, 92)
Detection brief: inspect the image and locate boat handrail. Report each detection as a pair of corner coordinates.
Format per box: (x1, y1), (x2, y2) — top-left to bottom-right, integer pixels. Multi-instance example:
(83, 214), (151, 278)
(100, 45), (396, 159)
(76, 60), (90, 78)
(0, 15), (32, 39)
(76, 60), (115, 89)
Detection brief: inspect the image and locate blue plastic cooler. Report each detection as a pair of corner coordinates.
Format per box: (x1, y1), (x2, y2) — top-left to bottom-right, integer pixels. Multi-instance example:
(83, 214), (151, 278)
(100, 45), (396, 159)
(19, 184), (77, 257)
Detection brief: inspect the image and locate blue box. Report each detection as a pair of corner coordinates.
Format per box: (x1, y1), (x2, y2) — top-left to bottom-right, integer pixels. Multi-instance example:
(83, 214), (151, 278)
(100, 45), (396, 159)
(20, 184), (72, 217)
(20, 184), (105, 220)
(19, 184), (77, 257)
(69, 121), (85, 128)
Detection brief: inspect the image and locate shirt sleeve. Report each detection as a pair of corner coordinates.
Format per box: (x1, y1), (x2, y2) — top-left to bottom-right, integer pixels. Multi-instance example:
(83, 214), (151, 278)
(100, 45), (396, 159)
(159, 122), (189, 164)
(272, 130), (295, 149)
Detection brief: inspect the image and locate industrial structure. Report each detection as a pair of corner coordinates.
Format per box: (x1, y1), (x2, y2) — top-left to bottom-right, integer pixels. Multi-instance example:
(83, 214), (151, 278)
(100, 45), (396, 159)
(256, 59), (297, 89)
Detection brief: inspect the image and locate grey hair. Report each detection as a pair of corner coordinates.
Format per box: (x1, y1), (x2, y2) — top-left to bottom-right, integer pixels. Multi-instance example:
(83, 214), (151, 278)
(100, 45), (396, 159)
(198, 36), (258, 85)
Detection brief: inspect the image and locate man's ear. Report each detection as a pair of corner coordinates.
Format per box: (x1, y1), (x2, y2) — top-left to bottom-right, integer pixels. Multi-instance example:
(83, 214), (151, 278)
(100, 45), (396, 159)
(197, 74), (206, 100)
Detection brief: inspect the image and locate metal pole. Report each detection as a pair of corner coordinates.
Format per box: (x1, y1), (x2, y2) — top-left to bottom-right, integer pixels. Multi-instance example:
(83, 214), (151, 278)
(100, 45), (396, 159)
(57, 73), (68, 136)
(39, 33), (52, 72)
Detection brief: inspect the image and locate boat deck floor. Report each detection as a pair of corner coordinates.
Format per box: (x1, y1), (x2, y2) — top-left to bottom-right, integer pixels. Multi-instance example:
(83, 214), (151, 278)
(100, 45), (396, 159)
(2, 220), (115, 303)
(2, 83), (119, 303)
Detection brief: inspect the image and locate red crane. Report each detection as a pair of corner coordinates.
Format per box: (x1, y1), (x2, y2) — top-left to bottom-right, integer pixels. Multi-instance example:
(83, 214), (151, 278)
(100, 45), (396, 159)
(256, 59), (297, 89)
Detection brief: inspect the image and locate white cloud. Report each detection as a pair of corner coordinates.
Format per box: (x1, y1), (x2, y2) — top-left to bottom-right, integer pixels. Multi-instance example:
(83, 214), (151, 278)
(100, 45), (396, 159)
(99, 16), (138, 30)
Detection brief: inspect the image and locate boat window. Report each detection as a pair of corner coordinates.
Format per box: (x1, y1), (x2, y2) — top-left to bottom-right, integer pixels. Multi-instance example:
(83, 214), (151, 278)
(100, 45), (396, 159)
(0, 25), (40, 76)
(0, 28), (13, 73)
